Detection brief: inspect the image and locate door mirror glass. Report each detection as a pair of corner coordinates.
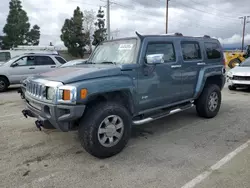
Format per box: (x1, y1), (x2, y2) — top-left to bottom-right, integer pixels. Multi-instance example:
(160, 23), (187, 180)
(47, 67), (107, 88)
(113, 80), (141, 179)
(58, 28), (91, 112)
(11, 62), (18, 67)
(146, 54), (164, 64)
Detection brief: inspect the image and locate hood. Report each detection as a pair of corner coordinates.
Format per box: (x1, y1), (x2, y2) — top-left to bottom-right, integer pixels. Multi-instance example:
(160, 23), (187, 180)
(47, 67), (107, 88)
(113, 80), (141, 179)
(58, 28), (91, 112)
(231, 66), (250, 76)
(33, 65), (121, 84)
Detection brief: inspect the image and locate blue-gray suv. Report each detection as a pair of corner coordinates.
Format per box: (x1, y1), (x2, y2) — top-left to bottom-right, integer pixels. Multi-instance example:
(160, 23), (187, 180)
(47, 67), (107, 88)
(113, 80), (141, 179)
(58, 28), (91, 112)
(22, 32), (226, 158)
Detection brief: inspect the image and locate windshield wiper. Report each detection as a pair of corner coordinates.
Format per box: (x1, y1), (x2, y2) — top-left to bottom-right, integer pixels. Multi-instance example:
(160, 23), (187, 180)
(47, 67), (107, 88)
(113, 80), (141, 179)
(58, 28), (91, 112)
(100, 61), (116, 65)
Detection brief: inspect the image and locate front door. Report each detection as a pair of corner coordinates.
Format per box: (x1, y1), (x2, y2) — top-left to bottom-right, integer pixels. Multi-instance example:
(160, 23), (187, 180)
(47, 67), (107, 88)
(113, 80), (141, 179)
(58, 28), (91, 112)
(137, 39), (183, 112)
(8, 55), (37, 84)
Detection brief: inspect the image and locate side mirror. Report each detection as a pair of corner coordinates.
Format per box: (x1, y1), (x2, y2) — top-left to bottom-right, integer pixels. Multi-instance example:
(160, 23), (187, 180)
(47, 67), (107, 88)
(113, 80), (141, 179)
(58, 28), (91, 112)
(11, 62), (18, 67)
(146, 54), (164, 65)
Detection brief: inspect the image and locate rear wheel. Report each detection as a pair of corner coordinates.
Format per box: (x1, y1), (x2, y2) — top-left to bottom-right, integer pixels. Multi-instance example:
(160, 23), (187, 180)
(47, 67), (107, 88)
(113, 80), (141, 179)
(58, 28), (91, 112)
(78, 102), (132, 158)
(0, 77), (9, 92)
(228, 58), (241, 69)
(196, 84), (221, 118)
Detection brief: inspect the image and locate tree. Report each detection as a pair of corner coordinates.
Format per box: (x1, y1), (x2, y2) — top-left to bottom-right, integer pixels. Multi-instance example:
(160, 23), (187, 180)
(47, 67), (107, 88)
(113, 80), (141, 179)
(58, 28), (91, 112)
(92, 7), (107, 46)
(83, 10), (95, 52)
(26, 25), (40, 45)
(0, 36), (4, 49)
(2, 0), (31, 49)
(60, 6), (90, 57)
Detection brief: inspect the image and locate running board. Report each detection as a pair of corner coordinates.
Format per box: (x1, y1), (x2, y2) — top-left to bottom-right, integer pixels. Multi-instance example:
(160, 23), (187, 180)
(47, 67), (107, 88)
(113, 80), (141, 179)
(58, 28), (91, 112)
(133, 103), (194, 125)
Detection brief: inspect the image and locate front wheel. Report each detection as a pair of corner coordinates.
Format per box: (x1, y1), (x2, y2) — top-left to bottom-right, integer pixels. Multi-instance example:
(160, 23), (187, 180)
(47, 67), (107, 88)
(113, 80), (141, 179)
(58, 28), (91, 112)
(78, 102), (132, 158)
(196, 84), (222, 118)
(228, 85), (236, 91)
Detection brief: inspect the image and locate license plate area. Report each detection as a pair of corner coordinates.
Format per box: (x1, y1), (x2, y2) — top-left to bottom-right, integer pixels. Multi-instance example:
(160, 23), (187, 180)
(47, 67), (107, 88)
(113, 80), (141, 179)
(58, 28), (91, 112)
(29, 100), (42, 111)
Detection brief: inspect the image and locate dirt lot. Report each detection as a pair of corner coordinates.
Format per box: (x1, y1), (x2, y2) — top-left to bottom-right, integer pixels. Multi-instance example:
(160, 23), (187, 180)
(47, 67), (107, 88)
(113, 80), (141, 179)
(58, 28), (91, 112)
(0, 85), (250, 188)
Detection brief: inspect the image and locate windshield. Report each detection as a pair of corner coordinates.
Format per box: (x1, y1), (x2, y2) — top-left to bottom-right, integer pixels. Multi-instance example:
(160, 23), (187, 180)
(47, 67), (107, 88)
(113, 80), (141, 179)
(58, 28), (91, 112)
(61, 59), (88, 67)
(239, 57), (250, 67)
(88, 39), (137, 65)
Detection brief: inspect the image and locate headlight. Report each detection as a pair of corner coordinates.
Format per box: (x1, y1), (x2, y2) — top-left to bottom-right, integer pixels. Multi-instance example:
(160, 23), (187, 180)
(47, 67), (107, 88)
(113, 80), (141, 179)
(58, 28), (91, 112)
(46, 87), (55, 100)
(57, 85), (77, 104)
(227, 71), (233, 78)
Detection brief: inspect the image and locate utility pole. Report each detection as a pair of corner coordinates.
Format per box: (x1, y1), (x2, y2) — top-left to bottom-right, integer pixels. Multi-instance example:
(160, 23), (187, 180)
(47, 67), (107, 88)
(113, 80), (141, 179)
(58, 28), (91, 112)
(107, 0), (111, 40)
(239, 16), (250, 52)
(166, 0), (170, 34)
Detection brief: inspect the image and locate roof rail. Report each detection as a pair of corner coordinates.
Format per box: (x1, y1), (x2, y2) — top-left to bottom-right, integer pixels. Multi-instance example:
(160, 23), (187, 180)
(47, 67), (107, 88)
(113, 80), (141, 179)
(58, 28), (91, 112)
(174, 32), (183, 36)
(203, 35), (210, 38)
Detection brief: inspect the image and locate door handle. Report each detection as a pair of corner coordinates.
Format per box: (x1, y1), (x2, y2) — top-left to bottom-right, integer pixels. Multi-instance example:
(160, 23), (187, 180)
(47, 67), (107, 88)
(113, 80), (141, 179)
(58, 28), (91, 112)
(171, 65), (182, 68)
(29, 67), (35, 69)
(197, 62), (206, 65)
(51, 66), (56, 68)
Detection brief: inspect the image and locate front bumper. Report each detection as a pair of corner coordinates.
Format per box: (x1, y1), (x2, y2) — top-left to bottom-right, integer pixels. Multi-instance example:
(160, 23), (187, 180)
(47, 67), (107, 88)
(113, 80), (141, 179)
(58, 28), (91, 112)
(227, 78), (250, 87)
(23, 94), (86, 132)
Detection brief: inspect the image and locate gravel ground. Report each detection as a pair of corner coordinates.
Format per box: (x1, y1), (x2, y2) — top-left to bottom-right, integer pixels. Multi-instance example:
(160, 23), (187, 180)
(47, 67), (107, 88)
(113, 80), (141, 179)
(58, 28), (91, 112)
(0, 85), (250, 188)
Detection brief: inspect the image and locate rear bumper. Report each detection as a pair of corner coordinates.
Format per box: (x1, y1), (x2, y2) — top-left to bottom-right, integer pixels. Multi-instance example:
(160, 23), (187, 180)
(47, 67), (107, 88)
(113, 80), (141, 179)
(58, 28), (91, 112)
(23, 95), (86, 132)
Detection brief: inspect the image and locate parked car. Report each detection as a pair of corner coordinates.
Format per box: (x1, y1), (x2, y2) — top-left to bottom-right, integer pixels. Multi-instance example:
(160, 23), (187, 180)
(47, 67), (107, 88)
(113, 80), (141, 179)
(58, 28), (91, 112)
(227, 57), (250, 90)
(0, 53), (67, 92)
(21, 32), (226, 158)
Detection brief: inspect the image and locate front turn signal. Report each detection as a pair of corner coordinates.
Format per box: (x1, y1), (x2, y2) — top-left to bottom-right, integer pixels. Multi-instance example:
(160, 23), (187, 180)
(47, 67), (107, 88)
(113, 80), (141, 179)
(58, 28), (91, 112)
(80, 89), (88, 99)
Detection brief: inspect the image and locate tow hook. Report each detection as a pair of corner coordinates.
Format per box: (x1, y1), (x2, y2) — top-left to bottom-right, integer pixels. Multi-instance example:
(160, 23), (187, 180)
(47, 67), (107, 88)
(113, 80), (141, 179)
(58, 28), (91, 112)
(22, 110), (28, 118)
(22, 109), (35, 118)
(35, 120), (43, 131)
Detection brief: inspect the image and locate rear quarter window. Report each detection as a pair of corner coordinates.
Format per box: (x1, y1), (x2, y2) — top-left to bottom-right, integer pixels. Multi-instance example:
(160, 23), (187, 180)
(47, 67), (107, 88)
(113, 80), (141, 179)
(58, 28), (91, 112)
(55, 56), (67, 64)
(204, 42), (221, 59)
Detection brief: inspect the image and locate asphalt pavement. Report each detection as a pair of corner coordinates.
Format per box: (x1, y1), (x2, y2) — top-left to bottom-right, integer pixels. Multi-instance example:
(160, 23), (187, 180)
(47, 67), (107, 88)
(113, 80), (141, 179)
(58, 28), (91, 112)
(0, 85), (250, 188)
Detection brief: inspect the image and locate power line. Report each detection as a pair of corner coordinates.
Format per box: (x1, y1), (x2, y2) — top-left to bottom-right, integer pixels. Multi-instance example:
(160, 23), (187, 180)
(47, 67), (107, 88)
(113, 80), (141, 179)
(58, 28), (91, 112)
(239, 16), (250, 51)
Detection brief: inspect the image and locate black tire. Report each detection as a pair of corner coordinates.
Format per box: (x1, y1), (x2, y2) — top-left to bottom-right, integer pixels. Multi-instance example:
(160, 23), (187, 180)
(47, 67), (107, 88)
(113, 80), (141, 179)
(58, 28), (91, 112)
(228, 85), (236, 91)
(0, 77), (9, 92)
(228, 58), (241, 69)
(196, 84), (222, 118)
(78, 102), (132, 159)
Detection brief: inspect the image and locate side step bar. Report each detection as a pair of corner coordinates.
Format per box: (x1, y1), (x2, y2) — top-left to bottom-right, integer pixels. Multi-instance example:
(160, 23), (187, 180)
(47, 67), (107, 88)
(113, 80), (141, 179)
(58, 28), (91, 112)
(133, 103), (194, 125)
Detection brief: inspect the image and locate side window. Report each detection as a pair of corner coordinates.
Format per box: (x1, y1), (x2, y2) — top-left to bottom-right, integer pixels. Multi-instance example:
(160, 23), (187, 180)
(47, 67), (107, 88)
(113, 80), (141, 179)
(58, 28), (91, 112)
(146, 43), (176, 63)
(15, 56), (35, 66)
(35, 56), (56, 65)
(205, 42), (221, 59)
(0, 52), (11, 61)
(55, 56), (67, 64)
(181, 42), (201, 61)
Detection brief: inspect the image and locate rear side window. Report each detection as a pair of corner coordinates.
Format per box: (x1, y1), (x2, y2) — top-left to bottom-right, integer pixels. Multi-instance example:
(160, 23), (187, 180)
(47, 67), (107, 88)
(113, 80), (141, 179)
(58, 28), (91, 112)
(181, 42), (201, 61)
(55, 56), (67, 64)
(0, 52), (11, 61)
(205, 42), (221, 59)
(35, 56), (55, 65)
(146, 43), (176, 62)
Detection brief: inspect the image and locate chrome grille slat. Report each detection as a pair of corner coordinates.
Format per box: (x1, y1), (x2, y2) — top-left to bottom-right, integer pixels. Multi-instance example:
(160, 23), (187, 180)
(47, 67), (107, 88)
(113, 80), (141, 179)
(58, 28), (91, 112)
(27, 80), (45, 99)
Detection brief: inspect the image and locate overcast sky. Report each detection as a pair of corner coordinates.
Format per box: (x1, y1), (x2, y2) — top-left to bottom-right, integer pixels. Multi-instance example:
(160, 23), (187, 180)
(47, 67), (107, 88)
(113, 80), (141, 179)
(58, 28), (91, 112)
(0, 0), (250, 47)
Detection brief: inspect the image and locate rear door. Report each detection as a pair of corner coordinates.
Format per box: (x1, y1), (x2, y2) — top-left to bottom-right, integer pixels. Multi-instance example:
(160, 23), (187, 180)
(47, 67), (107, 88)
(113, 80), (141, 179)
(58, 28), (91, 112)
(179, 39), (205, 100)
(33, 56), (57, 74)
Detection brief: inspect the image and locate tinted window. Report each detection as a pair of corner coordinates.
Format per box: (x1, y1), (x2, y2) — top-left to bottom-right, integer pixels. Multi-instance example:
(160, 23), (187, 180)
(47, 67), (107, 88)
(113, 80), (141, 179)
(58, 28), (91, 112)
(15, 56), (35, 66)
(0, 52), (11, 61)
(146, 43), (176, 62)
(35, 56), (55, 65)
(181, 42), (201, 60)
(55, 56), (67, 64)
(205, 42), (221, 59)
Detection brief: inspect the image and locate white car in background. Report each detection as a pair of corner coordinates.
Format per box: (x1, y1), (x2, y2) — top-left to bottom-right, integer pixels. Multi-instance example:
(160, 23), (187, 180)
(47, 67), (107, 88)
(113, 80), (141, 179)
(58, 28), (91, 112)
(227, 57), (250, 90)
(0, 53), (67, 92)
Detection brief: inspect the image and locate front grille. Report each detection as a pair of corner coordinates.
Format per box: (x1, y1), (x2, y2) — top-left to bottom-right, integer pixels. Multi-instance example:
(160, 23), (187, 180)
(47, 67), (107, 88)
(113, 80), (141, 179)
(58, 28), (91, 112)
(233, 76), (250, 81)
(26, 80), (46, 99)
